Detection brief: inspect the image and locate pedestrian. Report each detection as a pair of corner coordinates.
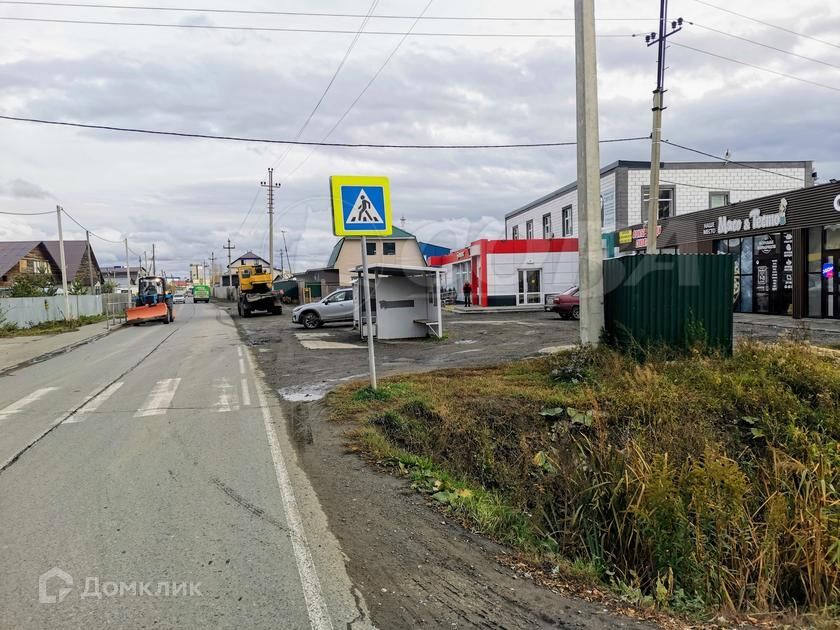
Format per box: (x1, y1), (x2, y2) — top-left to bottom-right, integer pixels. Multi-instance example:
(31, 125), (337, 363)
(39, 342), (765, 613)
(463, 280), (472, 307)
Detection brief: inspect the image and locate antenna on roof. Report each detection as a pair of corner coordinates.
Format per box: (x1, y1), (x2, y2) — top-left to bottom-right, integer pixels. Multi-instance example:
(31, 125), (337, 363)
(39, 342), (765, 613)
(400, 215), (406, 229)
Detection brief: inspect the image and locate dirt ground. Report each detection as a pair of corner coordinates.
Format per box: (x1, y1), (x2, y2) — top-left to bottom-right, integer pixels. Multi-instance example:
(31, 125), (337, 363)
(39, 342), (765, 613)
(232, 306), (839, 629)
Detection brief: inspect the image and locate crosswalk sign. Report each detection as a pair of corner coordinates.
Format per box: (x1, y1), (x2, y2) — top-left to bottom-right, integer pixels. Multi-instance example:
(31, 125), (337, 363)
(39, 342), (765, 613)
(330, 175), (393, 236)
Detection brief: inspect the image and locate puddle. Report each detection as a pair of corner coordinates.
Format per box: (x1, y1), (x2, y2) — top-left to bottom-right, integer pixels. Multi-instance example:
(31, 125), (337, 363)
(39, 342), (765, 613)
(454, 339), (477, 345)
(278, 373), (367, 402)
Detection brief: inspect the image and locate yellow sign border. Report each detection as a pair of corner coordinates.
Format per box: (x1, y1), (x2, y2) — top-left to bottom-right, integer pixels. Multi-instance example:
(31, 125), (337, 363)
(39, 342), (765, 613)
(330, 175), (393, 237)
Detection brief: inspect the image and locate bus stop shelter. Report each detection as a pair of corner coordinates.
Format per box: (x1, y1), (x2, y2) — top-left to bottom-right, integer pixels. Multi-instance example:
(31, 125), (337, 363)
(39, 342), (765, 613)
(352, 264), (443, 340)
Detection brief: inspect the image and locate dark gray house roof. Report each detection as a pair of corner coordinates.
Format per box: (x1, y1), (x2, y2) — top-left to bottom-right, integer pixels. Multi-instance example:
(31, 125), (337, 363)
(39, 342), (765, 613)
(42, 240), (102, 282)
(0, 241), (43, 277)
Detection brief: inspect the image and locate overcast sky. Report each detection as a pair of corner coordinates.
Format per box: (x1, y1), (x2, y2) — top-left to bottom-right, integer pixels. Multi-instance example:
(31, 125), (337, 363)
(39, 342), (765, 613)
(1, 0), (838, 276)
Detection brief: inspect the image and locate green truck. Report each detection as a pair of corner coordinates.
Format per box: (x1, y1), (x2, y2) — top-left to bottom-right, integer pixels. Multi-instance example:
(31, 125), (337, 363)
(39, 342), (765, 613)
(192, 284), (211, 303)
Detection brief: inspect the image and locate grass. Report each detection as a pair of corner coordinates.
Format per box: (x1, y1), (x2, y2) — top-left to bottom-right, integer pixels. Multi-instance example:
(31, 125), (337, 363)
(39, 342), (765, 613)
(0, 313), (108, 338)
(328, 341), (840, 619)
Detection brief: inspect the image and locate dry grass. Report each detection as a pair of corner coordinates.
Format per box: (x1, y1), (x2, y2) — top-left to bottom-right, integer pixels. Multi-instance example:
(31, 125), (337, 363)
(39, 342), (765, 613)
(328, 341), (840, 618)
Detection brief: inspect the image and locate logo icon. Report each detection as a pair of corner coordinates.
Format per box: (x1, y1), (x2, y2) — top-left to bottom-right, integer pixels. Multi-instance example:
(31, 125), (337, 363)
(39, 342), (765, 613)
(39, 567), (74, 604)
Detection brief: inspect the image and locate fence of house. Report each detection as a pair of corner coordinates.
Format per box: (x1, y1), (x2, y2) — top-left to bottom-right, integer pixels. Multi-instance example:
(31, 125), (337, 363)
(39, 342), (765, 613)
(0, 293), (131, 328)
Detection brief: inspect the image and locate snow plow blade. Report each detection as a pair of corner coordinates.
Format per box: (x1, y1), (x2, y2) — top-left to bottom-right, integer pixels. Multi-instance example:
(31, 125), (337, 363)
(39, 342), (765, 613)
(126, 303), (170, 324)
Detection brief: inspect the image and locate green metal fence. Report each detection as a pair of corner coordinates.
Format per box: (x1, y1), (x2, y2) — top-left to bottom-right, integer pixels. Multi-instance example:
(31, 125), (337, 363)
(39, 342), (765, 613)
(603, 254), (734, 353)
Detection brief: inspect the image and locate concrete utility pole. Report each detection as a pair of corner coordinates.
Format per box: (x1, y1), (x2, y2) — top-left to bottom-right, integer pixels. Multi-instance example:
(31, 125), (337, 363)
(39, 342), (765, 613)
(281, 230), (291, 277)
(151, 243), (156, 276)
(261, 168), (281, 282)
(223, 239), (235, 287)
(644, 0), (683, 253)
(86, 230), (95, 294)
(574, 0), (604, 345)
(55, 206), (71, 320)
(125, 239), (131, 292)
(209, 251), (216, 285)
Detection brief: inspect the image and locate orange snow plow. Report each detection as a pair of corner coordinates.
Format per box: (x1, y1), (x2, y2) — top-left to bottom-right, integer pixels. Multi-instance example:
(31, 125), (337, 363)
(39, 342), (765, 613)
(126, 276), (174, 325)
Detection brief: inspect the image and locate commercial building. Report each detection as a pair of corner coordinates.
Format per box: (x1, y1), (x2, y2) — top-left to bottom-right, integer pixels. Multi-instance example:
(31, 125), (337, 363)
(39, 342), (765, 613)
(613, 181), (840, 319)
(428, 238), (578, 307)
(504, 160), (813, 245)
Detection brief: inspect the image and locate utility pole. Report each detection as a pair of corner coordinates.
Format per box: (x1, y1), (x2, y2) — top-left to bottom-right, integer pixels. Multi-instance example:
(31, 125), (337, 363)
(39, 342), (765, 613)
(144, 250), (148, 274)
(644, 1), (683, 253)
(223, 238), (235, 288)
(86, 230), (95, 294)
(281, 230), (291, 277)
(125, 239), (131, 292)
(574, 0), (604, 345)
(151, 243), (156, 275)
(209, 251), (216, 285)
(261, 168), (281, 282)
(56, 206), (71, 320)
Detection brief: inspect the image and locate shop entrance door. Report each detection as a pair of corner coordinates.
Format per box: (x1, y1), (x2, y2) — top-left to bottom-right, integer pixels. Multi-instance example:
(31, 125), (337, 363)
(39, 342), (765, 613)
(517, 269), (542, 305)
(825, 250), (840, 318)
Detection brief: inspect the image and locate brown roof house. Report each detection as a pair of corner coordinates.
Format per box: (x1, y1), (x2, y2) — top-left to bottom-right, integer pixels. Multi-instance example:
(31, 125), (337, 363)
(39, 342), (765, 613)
(0, 240), (103, 291)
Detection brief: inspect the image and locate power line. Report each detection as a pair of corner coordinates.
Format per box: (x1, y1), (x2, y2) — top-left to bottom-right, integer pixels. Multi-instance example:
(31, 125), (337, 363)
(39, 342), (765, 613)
(662, 140), (807, 182)
(659, 178), (791, 192)
(671, 41), (840, 93)
(692, 0), (840, 51)
(271, 0), (380, 170)
(688, 21), (840, 71)
(0, 15), (641, 37)
(0, 1), (654, 22)
(0, 114), (650, 148)
(0, 209), (54, 215)
(61, 207), (124, 242)
(282, 0), (435, 181)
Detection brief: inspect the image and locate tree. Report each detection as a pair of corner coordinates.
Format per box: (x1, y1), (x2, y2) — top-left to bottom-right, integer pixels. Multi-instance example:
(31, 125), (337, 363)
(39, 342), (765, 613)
(69, 279), (87, 295)
(9, 273), (57, 297)
(101, 280), (118, 294)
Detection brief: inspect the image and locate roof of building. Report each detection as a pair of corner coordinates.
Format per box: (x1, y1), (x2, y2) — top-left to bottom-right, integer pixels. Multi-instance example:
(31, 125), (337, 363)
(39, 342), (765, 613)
(419, 242), (451, 259)
(504, 159), (813, 221)
(229, 251), (269, 267)
(0, 241), (44, 277)
(42, 240), (100, 281)
(326, 227), (417, 268)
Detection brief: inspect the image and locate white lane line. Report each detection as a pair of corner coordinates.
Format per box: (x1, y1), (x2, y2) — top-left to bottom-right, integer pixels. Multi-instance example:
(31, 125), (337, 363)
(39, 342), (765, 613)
(0, 387), (60, 422)
(236, 346), (243, 358)
(213, 377), (238, 413)
(134, 378), (181, 417)
(240, 378), (251, 407)
(238, 357), (246, 375)
(65, 382), (124, 424)
(243, 349), (333, 630)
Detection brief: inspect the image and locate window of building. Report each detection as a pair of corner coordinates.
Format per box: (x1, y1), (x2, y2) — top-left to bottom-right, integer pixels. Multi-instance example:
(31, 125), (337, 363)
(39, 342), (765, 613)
(641, 186), (676, 219)
(709, 191), (730, 208)
(542, 213), (552, 238)
(383, 242), (396, 255)
(526, 220), (534, 240)
(561, 205), (573, 236)
(366, 241), (376, 256)
(511, 225), (519, 240)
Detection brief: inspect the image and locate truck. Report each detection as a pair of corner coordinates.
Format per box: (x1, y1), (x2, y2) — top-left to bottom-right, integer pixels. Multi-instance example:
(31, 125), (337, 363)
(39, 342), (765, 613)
(192, 284), (211, 303)
(235, 264), (282, 318)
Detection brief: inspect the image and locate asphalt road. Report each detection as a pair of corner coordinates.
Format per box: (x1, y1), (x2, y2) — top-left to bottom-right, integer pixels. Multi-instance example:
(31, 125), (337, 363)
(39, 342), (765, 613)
(0, 302), (371, 629)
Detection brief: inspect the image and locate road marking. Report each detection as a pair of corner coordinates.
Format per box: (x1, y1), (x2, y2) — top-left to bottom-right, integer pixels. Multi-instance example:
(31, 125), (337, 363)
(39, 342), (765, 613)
(213, 377), (238, 413)
(238, 357), (246, 375)
(134, 378), (181, 417)
(236, 346), (243, 358)
(243, 349), (333, 630)
(0, 387), (60, 422)
(240, 378), (251, 407)
(65, 382), (124, 424)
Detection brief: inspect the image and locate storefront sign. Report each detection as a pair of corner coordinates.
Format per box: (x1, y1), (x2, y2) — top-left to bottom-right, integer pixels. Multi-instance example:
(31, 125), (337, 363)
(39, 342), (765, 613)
(702, 221), (717, 235)
(717, 199), (788, 235)
(618, 230), (632, 245)
(835, 194), (840, 212)
(823, 262), (835, 279)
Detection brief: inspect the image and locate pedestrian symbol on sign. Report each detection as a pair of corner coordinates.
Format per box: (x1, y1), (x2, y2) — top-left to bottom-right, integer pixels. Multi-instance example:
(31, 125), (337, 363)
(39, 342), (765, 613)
(348, 189), (384, 224)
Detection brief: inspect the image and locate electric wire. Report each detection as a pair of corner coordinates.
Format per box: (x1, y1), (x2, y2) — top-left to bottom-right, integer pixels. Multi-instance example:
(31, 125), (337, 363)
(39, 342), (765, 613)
(662, 140), (808, 182)
(0, 209), (54, 215)
(281, 0), (435, 182)
(670, 41), (840, 94)
(0, 115), (651, 148)
(688, 21), (840, 71)
(61, 207), (125, 242)
(0, 1), (654, 22)
(692, 0), (840, 51)
(0, 15), (641, 37)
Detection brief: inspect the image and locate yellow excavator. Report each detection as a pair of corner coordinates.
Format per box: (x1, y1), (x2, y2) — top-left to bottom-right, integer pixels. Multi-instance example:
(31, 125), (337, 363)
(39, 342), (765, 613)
(236, 264), (283, 317)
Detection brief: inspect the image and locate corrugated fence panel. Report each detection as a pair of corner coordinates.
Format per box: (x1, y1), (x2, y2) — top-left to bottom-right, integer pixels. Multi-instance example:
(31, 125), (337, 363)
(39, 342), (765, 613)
(603, 254), (733, 352)
(0, 295), (104, 328)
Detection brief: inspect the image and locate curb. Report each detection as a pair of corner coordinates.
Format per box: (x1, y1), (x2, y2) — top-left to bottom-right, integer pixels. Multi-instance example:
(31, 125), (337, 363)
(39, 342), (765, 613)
(0, 328), (115, 377)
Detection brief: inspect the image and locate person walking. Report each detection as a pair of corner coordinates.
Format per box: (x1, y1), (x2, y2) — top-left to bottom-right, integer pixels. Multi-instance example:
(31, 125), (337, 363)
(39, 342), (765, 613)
(463, 280), (472, 307)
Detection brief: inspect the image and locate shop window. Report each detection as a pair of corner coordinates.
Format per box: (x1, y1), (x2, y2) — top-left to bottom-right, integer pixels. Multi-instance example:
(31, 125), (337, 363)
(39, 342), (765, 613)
(826, 224), (840, 250)
(808, 227), (822, 272)
(526, 219), (534, 240)
(641, 186), (675, 219)
(808, 274), (822, 317)
(542, 213), (552, 238)
(511, 225), (519, 240)
(740, 237), (753, 275)
(740, 275), (753, 312)
(562, 205), (573, 236)
(366, 242), (376, 256)
(383, 242), (396, 255)
(709, 191), (730, 208)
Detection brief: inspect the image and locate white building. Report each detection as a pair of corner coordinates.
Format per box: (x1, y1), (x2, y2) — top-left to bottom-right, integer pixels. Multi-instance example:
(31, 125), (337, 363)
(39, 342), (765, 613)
(504, 160), (814, 244)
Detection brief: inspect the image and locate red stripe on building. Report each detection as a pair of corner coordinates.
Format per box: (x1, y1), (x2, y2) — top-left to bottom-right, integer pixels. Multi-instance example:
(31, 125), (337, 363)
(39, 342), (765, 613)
(484, 238), (578, 255)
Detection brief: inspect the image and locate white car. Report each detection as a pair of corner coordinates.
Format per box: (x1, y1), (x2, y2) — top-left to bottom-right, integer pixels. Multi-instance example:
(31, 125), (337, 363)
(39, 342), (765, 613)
(173, 292), (186, 304)
(292, 288), (354, 329)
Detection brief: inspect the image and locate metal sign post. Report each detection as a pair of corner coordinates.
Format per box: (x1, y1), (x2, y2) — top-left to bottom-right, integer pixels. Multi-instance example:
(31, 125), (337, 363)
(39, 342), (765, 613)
(360, 236), (377, 389)
(330, 175), (393, 391)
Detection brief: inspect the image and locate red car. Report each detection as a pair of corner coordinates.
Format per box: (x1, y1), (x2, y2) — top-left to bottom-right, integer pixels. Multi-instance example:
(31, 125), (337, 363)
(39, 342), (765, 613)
(551, 286), (580, 320)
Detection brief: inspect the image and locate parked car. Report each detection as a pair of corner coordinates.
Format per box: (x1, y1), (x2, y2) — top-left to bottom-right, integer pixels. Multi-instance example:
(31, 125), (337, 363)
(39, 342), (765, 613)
(292, 288), (354, 329)
(173, 292), (186, 304)
(552, 286), (580, 320)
